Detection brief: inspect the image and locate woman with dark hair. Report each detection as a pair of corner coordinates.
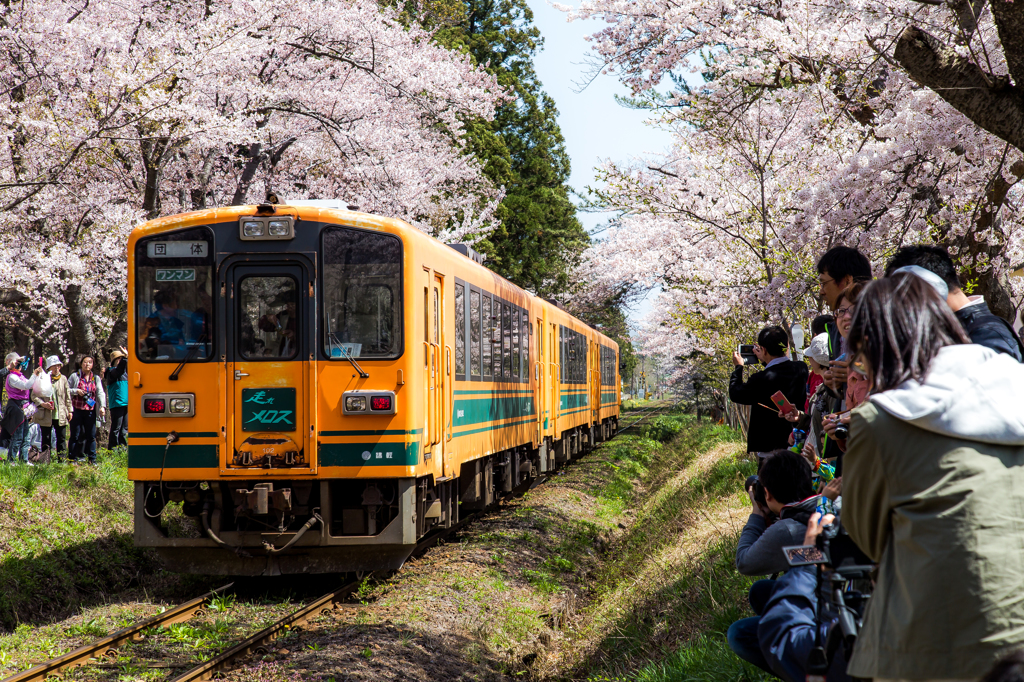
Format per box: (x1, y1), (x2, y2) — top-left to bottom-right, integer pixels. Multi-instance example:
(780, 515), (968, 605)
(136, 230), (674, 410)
(842, 273), (1024, 682)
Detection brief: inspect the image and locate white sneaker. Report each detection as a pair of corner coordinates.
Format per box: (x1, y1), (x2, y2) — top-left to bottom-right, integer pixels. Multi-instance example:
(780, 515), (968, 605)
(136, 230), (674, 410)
(25, 461), (34, 467)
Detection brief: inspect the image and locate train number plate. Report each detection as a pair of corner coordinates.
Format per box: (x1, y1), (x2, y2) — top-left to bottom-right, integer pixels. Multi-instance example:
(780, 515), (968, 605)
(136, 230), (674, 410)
(241, 388), (297, 432)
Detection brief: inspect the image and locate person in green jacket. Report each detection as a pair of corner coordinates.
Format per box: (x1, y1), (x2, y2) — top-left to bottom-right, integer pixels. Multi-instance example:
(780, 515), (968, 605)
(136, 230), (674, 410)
(844, 273), (1024, 682)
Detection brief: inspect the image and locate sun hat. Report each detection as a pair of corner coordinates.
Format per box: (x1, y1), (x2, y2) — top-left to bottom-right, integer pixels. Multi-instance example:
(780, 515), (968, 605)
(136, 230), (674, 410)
(110, 350), (126, 362)
(5, 352), (24, 366)
(44, 355), (63, 370)
(805, 333), (831, 366)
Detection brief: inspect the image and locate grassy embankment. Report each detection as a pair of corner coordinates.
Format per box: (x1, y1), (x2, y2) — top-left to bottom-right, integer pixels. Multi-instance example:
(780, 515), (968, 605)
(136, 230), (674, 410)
(0, 450), (156, 631)
(564, 414), (770, 682)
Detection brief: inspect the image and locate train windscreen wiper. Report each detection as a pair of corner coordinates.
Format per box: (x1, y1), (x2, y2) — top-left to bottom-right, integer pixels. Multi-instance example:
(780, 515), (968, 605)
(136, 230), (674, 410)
(169, 334), (208, 381)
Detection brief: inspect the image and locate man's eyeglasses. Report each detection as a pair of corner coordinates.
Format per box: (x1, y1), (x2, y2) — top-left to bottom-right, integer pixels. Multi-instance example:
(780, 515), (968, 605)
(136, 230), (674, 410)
(818, 276), (835, 287)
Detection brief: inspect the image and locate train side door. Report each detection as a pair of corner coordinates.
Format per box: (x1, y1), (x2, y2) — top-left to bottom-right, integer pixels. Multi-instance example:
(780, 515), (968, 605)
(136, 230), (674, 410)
(423, 271), (448, 475)
(591, 341), (600, 423)
(551, 323), (559, 433)
(224, 261), (315, 475)
(535, 315), (544, 443)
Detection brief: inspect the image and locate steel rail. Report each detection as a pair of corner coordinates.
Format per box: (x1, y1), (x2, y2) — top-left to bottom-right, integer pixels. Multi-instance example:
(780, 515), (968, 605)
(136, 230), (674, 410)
(1, 583), (234, 682)
(168, 580), (362, 682)
(617, 399), (684, 434)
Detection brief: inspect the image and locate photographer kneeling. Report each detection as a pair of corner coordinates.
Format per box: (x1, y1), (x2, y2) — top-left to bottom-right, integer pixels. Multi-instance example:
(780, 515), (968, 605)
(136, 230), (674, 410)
(727, 449), (819, 674)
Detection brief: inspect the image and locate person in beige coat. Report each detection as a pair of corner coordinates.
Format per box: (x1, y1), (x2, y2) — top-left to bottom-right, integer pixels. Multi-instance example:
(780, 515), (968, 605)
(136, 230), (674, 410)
(33, 355), (73, 460)
(843, 273), (1024, 682)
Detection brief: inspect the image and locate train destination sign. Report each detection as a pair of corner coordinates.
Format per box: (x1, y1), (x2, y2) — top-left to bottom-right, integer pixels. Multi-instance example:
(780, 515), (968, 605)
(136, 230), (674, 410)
(147, 241), (209, 258)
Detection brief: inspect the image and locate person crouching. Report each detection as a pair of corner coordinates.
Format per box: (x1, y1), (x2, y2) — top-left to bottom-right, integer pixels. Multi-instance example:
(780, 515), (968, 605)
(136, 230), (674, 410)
(727, 449), (819, 675)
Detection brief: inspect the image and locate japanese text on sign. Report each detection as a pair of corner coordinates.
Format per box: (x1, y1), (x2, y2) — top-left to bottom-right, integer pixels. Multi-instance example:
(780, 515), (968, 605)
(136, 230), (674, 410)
(155, 268), (196, 281)
(147, 241), (209, 258)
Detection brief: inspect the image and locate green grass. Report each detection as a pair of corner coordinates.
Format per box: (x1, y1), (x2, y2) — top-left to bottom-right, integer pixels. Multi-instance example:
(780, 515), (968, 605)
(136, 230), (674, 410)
(0, 447), (156, 631)
(572, 416), (770, 681)
(621, 634), (771, 682)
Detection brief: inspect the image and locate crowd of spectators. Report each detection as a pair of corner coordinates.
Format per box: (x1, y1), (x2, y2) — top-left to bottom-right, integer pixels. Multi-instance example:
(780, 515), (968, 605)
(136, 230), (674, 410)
(0, 347), (129, 465)
(725, 243), (1024, 682)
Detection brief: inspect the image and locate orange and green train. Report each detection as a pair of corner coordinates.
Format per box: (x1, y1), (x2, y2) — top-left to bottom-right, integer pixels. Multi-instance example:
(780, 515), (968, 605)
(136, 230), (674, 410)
(127, 200), (620, 575)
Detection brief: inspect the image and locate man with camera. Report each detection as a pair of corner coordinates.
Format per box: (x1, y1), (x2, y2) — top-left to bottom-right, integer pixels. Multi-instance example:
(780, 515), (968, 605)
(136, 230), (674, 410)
(728, 449), (820, 675)
(730, 326), (809, 457)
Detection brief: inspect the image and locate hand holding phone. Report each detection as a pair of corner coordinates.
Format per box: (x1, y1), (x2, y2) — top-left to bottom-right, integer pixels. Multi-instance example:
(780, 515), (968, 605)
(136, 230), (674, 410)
(770, 390), (796, 415)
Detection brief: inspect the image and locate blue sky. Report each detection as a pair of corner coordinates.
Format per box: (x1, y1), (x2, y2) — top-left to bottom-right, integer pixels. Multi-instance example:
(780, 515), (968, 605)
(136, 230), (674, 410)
(524, 0), (671, 321)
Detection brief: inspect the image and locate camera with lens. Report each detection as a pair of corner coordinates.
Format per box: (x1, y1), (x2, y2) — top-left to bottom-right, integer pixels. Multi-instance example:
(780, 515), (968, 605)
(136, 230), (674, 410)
(744, 474), (767, 509)
(807, 522), (874, 680)
(834, 423), (849, 440)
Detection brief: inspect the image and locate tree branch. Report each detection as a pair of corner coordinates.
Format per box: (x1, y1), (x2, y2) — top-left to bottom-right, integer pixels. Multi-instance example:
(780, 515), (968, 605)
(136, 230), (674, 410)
(894, 25), (1024, 152)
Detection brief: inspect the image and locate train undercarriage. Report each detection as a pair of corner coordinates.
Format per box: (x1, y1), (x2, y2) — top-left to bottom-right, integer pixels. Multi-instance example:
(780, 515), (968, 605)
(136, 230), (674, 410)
(136, 419), (618, 576)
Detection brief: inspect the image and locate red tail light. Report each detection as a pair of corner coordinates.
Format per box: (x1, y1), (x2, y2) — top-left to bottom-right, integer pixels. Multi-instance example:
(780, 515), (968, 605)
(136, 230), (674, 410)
(144, 398), (166, 414)
(371, 395), (392, 411)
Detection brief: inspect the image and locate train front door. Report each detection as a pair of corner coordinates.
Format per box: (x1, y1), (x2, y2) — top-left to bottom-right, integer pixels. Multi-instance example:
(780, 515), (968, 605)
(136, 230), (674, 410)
(223, 260), (317, 475)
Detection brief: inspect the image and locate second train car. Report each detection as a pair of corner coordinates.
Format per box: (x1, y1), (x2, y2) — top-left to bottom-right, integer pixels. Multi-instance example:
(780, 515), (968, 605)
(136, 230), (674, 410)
(128, 200), (620, 575)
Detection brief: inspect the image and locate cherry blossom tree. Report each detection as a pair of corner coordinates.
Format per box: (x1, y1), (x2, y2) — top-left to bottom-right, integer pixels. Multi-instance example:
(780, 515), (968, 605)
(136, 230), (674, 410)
(0, 0), (505, 361)
(561, 0), (1024, 377)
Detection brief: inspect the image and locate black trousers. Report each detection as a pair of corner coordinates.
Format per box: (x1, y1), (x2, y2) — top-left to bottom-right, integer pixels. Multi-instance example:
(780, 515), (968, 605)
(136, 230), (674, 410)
(108, 406), (128, 448)
(42, 422), (66, 457)
(69, 410), (98, 463)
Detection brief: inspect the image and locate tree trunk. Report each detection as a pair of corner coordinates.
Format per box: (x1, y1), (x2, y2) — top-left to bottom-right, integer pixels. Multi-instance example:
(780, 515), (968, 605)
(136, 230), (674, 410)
(62, 283), (97, 365)
(894, 24), (1024, 152)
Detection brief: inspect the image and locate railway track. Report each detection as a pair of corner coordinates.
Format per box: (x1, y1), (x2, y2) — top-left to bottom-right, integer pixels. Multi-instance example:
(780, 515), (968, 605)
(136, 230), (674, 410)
(3, 420), (640, 682)
(617, 399), (684, 434)
(1, 503), (492, 682)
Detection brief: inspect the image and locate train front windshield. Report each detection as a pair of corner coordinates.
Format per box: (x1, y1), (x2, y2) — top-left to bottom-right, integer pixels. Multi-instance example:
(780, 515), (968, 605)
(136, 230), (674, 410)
(322, 226), (403, 359)
(134, 227), (215, 361)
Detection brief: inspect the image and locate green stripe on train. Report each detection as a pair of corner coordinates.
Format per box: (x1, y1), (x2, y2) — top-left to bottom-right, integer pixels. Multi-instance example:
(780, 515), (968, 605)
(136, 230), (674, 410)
(601, 392), (617, 404)
(319, 442), (419, 466)
(454, 416), (536, 437)
(560, 391), (589, 410)
(453, 394), (535, 427)
(128, 444), (219, 468)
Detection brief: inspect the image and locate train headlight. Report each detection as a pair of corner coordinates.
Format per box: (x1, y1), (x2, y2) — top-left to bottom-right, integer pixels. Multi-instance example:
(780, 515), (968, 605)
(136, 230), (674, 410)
(141, 393), (195, 417)
(342, 390), (396, 415)
(170, 397), (192, 414)
(242, 220), (265, 237)
(239, 216), (294, 240)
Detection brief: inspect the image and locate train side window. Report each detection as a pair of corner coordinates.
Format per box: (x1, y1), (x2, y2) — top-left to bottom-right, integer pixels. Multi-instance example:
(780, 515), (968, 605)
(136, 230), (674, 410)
(433, 288), (439, 345)
(502, 303), (512, 379)
(470, 290), (481, 379)
(524, 317), (531, 377)
(561, 325), (569, 382)
(455, 283), (465, 380)
(482, 295), (492, 378)
(493, 299), (502, 379)
(512, 308), (520, 379)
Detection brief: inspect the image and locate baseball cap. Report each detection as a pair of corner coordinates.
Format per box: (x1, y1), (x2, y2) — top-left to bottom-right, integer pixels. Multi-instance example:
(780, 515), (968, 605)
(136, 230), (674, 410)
(805, 333), (831, 365)
(5, 352), (24, 366)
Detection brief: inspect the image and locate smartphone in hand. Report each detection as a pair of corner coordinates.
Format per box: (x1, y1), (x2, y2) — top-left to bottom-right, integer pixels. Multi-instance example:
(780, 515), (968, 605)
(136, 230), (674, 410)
(770, 390), (796, 415)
